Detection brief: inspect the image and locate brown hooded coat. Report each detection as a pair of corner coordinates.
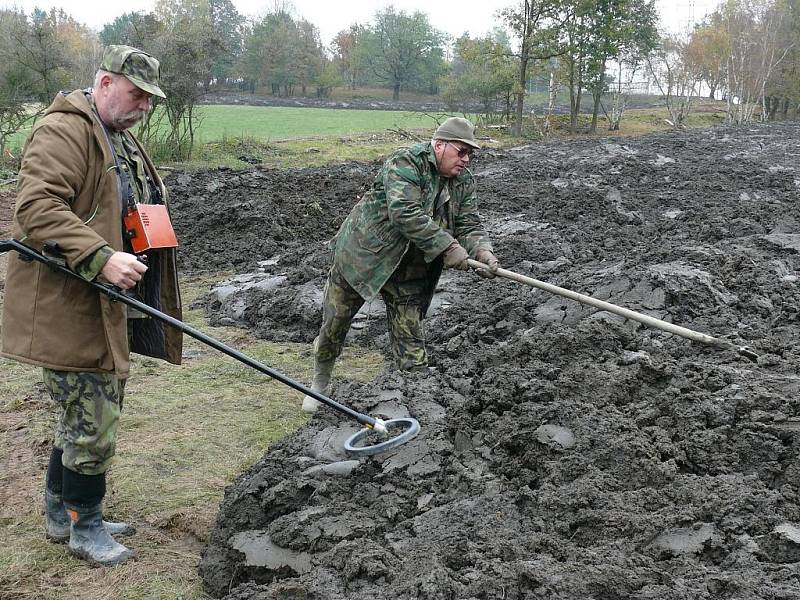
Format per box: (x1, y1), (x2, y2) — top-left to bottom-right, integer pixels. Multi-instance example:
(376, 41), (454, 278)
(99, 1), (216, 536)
(0, 90), (182, 377)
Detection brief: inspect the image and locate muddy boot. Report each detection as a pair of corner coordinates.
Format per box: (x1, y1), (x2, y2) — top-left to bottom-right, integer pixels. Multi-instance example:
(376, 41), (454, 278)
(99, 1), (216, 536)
(44, 448), (135, 543)
(44, 488), (72, 542)
(65, 503), (137, 566)
(45, 489), (136, 543)
(62, 468), (136, 566)
(302, 358), (335, 414)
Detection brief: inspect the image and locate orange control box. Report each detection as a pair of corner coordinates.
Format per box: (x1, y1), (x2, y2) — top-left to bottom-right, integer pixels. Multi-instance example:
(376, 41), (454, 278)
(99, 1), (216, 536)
(123, 204), (179, 254)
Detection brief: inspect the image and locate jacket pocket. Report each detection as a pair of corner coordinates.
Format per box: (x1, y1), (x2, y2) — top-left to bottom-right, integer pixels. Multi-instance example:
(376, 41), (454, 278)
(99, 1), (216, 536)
(62, 272), (103, 316)
(356, 234), (390, 254)
(354, 215), (394, 254)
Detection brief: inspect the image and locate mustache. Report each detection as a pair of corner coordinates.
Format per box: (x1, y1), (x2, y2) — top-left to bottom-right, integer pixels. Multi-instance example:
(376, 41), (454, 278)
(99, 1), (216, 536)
(120, 109), (147, 122)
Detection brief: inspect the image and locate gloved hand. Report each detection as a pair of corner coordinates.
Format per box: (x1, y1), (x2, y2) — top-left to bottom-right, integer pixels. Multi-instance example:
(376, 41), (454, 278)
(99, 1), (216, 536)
(442, 241), (470, 270)
(475, 249), (499, 279)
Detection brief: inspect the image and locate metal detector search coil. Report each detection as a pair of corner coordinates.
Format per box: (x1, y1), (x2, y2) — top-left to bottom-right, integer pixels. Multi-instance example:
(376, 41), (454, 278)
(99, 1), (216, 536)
(123, 204), (178, 254)
(344, 417), (420, 457)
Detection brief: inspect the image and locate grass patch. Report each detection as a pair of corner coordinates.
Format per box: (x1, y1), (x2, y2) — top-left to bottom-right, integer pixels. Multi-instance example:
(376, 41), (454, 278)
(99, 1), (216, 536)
(193, 105), (445, 141)
(190, 102), (729, 170)
(3, 96), (733, 171)
(195, 132), (425, 170)
(1, 103), (452, 161)
(0, 273), (386, 599)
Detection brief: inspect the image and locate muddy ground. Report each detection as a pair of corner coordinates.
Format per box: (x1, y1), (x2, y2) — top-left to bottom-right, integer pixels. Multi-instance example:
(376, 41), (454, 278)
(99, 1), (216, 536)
(170, 121), (800, 599)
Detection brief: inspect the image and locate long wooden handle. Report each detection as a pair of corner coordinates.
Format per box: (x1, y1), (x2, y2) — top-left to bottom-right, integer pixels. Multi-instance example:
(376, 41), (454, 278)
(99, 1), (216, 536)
(467, 258), (755, 358)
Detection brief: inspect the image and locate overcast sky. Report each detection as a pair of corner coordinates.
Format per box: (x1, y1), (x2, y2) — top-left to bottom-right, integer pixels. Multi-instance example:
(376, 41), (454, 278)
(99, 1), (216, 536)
(3, 0), (723, 47)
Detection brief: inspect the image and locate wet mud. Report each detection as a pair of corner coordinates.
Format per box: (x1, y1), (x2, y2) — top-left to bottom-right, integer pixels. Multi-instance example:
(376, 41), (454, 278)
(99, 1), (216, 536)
(166, 121), (800, 599)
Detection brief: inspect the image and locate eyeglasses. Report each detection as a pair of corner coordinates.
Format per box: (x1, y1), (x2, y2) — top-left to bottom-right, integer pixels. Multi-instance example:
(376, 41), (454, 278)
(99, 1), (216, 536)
(446, 142), (474, 159)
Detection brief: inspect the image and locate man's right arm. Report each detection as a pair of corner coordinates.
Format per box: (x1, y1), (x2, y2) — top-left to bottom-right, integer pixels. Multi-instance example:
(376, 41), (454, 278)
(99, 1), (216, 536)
(15, 114), (110, 269)
(75, 246), (147, 290)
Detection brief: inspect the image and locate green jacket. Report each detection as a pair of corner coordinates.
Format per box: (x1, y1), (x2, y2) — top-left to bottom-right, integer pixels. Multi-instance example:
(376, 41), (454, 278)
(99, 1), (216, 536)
(333, 142), (492, 299)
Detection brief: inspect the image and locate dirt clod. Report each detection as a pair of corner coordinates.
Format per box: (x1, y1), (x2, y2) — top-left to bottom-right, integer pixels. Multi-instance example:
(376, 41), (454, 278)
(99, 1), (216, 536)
(166, 122), (800, 599)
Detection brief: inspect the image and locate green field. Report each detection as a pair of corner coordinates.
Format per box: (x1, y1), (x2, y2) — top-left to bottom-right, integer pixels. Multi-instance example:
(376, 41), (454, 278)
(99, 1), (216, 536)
(2, 97), (726, 171)
(5, 105), (458, 156)
(192, 105), (449, 141)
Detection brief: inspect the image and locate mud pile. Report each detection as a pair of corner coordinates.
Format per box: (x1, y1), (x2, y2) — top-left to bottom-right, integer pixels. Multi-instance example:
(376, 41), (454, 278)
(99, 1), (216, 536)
(167, 121), (800, 599)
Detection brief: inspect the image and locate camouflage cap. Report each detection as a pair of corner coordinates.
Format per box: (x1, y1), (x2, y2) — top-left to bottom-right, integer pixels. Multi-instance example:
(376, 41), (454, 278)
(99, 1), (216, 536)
(433, 117), (480, 149)
(100, 45), (165, 98)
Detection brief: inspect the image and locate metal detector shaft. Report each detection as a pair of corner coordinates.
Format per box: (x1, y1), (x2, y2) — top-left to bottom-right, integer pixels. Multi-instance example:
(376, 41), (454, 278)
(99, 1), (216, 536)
(468, 259), (758, 361)
(0, 239), (384, 430)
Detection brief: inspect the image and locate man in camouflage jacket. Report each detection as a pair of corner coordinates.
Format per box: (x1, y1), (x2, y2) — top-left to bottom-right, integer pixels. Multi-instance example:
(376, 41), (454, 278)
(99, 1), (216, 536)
(1, 45), (181, 566)
(303, 117), (498, 413)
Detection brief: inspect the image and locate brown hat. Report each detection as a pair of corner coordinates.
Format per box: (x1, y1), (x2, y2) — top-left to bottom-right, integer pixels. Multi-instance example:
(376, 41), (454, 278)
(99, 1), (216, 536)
(433, 117), (480, 149)
(100, 45), (165, 98)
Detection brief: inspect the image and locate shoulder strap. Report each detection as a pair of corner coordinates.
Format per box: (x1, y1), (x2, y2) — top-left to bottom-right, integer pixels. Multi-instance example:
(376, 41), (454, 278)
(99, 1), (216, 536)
(85, 91), (134, 214)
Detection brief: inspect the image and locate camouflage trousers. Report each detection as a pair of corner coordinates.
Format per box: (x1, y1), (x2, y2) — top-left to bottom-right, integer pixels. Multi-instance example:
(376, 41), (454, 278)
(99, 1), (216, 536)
(315, 247), (438, 370)
(42, 368), (126, 475)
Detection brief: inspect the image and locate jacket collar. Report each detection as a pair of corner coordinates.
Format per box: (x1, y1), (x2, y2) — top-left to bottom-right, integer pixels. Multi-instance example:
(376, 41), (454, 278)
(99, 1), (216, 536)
(426, 141), (439, 173)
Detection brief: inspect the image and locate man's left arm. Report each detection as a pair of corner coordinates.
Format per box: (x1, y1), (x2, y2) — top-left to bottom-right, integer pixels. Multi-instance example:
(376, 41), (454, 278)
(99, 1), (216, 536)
(453, 175), (492, 255)
(453, 175), (499, 276)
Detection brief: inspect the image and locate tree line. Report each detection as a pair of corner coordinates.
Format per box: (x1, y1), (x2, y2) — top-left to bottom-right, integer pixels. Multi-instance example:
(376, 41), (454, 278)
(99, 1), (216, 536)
(0, 0), (798, 161)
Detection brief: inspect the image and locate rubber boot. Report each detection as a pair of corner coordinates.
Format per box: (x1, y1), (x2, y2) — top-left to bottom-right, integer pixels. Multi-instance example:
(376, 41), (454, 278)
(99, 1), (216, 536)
(65, 502), (137, 566)
(44, 488), (72, 542)
(44, 447), (135, 543)
(302, 358), (335, 414)
(45, 489), (136, 543)
(62, 468), (136, 566)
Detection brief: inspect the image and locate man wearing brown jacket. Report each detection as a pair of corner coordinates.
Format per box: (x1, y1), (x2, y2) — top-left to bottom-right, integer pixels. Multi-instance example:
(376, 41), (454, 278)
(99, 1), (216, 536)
(1, 46), (182, 566)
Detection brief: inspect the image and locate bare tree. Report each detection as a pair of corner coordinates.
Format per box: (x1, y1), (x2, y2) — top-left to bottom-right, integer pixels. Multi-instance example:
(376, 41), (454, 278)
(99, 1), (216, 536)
(602, 58), (642, 131)
(0, 8), (97, 161)
(720, 0), (794, 124)
(646, 34), (702, 128)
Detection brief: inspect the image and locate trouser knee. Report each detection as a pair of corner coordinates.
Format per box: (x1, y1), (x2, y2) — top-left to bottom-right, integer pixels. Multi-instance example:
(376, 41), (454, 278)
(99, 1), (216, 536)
(315, 267), (365, 363)
(43, 369), (124, 475)
(383, 296), (428, 370)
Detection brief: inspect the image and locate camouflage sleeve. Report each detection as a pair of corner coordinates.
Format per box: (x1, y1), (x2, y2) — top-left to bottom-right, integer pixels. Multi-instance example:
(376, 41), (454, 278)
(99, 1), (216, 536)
(453, 173), (492, 256)
(74, 245), (114, 281)
(384, 154), (453, 261)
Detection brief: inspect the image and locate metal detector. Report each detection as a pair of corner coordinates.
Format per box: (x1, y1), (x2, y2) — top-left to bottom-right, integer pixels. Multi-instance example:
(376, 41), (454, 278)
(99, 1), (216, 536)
(0, 239), (422, 454)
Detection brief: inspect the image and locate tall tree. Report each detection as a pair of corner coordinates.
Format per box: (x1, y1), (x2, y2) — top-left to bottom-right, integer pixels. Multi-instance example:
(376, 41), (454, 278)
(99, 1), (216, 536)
(583, 0), (659, 132)
(295, 18), (325, 96)
(770, 0), (800, 116)
(501, 0), (563, 135)
(9, 8), (91, 104)
(0, 8), (98, 159)
(686, 19), (730, 99)
(363, 7), (446, 100)
(99, 12), (162, 50)
(239, 7), (325, 96)
(0, 9), (36, 160)
(443, 34), (516, 118)
(715, 0), (795, 124)
(208, 0), (244, 86)
(331, 25), (367, 89)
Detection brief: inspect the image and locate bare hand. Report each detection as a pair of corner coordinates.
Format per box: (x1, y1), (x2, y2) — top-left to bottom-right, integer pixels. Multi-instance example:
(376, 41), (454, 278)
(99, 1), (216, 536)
(100, 252), (147, 290)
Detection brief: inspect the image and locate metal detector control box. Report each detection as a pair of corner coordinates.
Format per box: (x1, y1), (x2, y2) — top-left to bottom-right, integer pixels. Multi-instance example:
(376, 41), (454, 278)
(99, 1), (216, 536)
(123, 204), (179, 254)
